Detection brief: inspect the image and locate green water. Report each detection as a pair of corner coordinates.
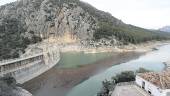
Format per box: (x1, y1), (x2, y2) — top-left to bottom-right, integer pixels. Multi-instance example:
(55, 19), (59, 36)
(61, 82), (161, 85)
(30, 51), (115, 96)
(66, 45), (170, 96)
(31, 44), (170, 96)
(57, 52), (113, 68)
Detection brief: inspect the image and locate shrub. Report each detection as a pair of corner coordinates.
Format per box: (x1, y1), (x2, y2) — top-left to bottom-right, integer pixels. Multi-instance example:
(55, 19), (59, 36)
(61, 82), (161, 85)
(136, 67), (150, 73)
(0, 18), (42, 60)
(112, 71), (135, 83)
(0, 76), (16, 86)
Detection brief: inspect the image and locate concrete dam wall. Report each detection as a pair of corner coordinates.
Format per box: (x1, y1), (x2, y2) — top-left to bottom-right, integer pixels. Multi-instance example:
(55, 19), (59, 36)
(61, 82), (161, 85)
(0, 48), (60, 84)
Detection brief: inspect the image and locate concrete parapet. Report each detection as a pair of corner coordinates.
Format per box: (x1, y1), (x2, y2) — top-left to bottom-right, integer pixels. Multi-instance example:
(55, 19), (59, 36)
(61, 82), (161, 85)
(0, 47), (60, 84)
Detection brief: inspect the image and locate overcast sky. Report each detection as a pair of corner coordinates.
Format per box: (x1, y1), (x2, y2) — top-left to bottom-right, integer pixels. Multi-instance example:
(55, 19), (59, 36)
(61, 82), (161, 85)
(0, 0), (170, 29)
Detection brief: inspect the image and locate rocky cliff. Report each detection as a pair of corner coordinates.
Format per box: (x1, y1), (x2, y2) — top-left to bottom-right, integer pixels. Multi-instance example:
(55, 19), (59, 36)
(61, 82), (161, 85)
(0, 0), (98, 59)
(0, 0), (170, 59)
(0, 0), (99, 41)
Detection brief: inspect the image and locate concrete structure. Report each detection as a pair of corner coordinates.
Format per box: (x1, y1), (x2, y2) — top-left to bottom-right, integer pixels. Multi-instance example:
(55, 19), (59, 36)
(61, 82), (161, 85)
(111, 85), (149, 96)
(0, 47), (60, 84)
(136, 71), (170, 96)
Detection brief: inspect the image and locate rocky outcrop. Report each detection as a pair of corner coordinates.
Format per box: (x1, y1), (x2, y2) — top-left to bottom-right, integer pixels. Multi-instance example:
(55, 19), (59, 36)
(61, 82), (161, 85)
(0, 0), (98, 42)
(0, 0), (103, 60)
(0, 77), (32, 96)
(1, 0), (168, 60)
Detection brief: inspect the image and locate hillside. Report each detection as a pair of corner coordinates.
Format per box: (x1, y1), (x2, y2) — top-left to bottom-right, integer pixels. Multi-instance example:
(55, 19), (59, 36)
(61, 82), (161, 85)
(79, 2), (170, 44)
(159, 26), (170, 32)
(0, 77), (32, 96)
(0, 0), (170, 60)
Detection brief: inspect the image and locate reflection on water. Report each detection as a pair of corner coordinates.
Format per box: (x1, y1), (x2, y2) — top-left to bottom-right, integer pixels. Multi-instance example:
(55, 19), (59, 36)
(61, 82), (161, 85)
(57, 52), (113, 68)
(23, 51), (116, 96)
(67, 45), (170, 96)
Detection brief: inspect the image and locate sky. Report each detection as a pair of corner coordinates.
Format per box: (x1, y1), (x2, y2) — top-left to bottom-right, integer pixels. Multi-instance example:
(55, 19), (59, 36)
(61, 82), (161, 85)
(0, 0), (170, 29)
(0, 0), (16, 6)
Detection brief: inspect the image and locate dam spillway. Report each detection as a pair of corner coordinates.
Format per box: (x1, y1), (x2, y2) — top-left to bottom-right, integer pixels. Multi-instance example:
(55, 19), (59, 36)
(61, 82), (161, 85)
(0, 47), (60, 84)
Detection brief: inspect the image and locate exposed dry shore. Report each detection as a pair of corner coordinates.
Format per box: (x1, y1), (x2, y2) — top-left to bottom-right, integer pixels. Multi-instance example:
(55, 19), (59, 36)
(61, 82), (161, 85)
(60, 40), (170, 53)
(22, 40), (170, 96)
(22, 52), (143, 96)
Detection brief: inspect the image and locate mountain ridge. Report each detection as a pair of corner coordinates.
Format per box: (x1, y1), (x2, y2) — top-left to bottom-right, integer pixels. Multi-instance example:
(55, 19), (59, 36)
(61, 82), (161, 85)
(0, 0), (170, 60)
(159, 26), (170, 32)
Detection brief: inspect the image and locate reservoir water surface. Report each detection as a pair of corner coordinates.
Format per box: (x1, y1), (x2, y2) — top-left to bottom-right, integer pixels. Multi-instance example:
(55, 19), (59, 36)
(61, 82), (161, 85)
(23, 44), (170, 96)
(66, 44), (170, 96)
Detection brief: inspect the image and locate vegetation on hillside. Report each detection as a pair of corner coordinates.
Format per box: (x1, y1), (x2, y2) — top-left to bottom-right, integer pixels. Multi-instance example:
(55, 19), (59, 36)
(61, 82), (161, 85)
(80, 2), (170, 44)
(50, 0), (79, 6)
(0, 18), (42, 60)
(1, 0), (170, 60)
(0, 76), (32, 96)
(0, 76), (17, 96)
(94, 22), (170, 45)
(79, 1), (121, 26)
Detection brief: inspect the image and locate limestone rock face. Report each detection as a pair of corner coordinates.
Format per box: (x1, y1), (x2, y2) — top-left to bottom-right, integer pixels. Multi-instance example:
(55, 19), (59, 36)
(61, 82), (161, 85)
(0, 0), (97, 42)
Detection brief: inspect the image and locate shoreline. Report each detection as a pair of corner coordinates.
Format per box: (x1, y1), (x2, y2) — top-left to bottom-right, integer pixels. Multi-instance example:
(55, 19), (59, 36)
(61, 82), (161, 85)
(22, 52), (144, 96)
(22, 41), (170, 96)
(60, 40), (170, 53)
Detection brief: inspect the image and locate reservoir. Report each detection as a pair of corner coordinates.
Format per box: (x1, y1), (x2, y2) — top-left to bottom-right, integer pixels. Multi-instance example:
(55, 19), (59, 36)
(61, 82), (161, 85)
(57, 52), (114, 68)
(66, 44), (170, 96)
(23, 44), (170, 96)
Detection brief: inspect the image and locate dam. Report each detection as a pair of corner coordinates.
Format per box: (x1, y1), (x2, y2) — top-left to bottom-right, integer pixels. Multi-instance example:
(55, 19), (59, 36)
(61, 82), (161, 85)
(0, 46), (60, 84)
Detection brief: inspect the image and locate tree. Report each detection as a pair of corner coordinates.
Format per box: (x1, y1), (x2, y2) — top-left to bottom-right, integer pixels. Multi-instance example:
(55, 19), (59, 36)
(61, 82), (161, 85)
(136, 67), (150, 73)
(112, 71), (135, 83)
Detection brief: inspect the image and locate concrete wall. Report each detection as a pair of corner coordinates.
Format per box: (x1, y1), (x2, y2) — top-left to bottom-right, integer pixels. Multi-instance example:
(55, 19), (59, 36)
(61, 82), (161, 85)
(136, 76), (162, 96)
(18, 50), (60, 84)
(0, 48), (60, 84)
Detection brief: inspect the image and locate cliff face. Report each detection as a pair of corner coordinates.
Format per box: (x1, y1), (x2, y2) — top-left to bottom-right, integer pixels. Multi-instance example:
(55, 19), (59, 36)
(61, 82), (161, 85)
(1, 0), (169, 60)
(0, 0), (103, 59)
(0, 0), (99, 42)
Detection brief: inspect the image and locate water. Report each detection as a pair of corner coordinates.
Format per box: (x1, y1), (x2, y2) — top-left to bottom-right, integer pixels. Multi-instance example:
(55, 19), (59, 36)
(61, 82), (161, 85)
(57, 52), (113, 68)
(66, 45), (170, 96)
(23, 50), (117, 96)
